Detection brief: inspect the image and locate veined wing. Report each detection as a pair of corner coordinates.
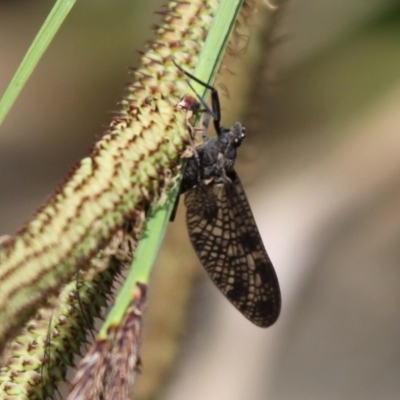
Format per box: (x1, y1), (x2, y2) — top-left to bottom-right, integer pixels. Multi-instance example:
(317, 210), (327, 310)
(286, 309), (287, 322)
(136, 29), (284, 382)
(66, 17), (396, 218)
(184, 171), (281, 327)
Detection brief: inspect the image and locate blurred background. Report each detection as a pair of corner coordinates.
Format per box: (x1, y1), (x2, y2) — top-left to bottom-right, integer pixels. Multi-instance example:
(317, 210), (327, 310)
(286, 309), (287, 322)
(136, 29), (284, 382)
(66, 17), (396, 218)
(1, 0), (400, 399)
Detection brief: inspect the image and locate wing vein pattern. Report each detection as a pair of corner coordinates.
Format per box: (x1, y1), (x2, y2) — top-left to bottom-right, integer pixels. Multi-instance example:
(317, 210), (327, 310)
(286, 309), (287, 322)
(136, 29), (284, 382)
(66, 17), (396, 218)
(185, 171), (281, 327)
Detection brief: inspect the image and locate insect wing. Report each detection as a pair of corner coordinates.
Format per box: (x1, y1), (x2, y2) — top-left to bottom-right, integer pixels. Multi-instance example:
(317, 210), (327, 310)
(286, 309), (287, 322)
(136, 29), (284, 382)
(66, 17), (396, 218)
(185, 171), (281, 327)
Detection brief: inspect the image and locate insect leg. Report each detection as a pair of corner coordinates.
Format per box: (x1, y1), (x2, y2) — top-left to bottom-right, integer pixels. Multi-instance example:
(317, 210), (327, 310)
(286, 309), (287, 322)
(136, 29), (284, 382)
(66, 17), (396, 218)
(172, 61), (222, 136)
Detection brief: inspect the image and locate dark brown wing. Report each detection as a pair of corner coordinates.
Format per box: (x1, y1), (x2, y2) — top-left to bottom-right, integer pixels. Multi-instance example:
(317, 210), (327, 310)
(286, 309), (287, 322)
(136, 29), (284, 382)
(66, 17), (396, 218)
(184, 171), (281, 327)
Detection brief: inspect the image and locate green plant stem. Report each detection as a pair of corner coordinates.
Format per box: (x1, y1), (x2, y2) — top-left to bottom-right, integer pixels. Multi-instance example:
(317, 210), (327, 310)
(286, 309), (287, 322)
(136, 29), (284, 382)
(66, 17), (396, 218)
(0, 0), (76, 128)
(100, 0), (245, 337)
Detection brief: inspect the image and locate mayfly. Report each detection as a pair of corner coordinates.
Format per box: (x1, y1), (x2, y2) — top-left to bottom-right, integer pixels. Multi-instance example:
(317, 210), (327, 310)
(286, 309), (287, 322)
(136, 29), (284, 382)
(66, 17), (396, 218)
(176, 65), (281, 328)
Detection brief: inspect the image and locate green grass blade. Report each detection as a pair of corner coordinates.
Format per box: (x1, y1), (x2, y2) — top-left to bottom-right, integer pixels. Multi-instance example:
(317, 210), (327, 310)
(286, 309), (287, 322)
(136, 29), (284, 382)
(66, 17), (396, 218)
(0, 0), (77, 128)
(100, 0), (245, 336)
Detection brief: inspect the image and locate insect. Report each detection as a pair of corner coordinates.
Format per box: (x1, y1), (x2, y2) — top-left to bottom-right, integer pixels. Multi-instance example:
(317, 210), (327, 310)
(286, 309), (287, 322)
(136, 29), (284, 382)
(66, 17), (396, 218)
(176, 65), (281, 327)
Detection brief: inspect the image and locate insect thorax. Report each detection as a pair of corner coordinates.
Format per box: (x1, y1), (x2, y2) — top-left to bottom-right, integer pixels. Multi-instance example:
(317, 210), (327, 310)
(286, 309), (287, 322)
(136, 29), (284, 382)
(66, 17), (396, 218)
(181, 122), (246, 192)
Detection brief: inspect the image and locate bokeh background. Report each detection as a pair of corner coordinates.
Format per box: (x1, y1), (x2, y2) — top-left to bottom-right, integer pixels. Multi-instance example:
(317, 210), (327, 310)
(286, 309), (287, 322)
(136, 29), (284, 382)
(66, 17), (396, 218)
(1, 0), (400, 399)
